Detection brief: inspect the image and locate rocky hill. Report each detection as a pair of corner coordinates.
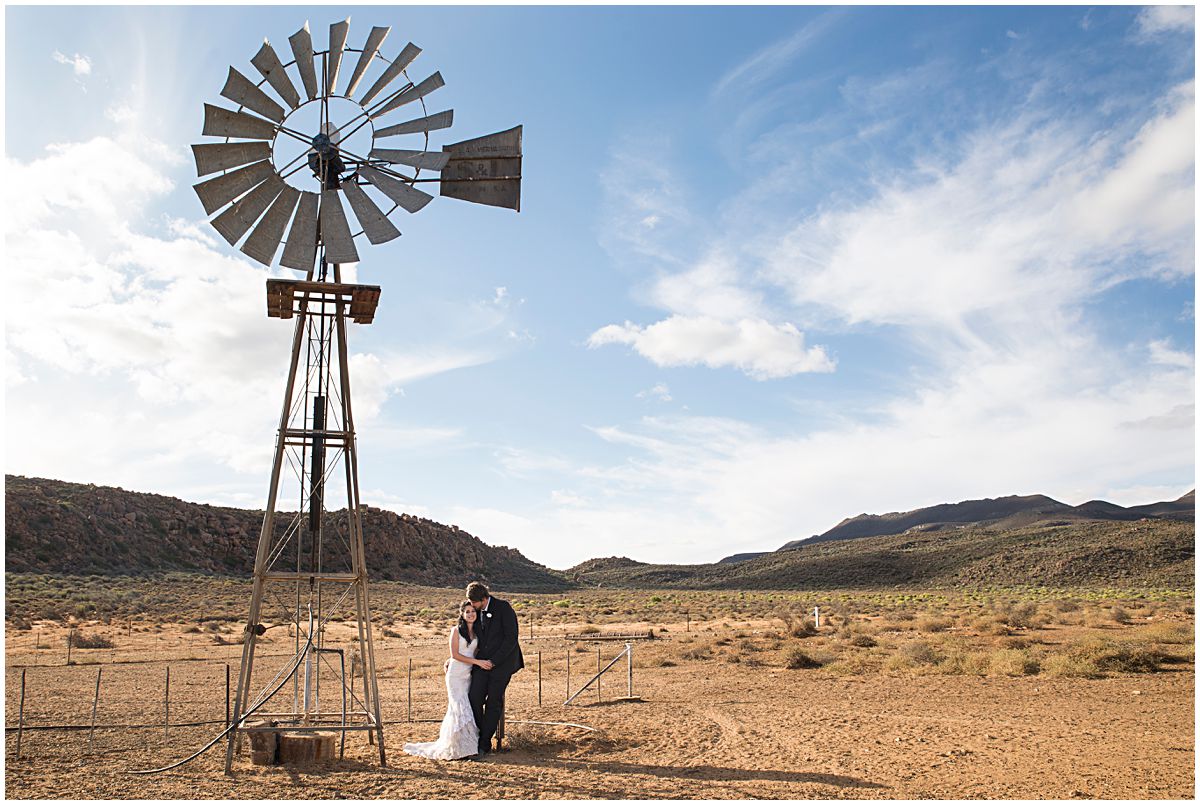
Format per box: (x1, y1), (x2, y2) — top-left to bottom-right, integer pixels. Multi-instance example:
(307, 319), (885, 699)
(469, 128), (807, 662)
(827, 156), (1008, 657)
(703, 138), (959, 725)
(4, 476), (571, 591)
(580, 519), (1195, 590)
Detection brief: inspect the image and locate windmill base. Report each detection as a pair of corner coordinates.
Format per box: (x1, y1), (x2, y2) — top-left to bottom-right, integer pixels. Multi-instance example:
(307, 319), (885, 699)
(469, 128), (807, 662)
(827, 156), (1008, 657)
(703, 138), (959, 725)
(245, 723), (336, 766)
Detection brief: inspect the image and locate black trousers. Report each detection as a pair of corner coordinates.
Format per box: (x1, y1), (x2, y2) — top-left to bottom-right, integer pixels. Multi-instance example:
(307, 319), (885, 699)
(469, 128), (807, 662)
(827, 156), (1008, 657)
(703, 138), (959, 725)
(468, 666), (513, 752)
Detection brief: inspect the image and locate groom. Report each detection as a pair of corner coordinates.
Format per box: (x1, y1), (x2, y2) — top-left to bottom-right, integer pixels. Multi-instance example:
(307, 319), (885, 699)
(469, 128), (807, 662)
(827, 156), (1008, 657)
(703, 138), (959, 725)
(466, 581), (524, 756)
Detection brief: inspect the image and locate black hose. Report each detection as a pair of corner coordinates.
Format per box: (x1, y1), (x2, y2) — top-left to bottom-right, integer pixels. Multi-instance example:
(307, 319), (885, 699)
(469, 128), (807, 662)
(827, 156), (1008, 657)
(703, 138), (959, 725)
(128, 632), (313, 775)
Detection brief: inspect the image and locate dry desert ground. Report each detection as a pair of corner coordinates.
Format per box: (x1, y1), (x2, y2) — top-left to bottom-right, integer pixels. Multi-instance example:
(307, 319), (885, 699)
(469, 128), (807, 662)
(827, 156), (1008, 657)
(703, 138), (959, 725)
(4, 589), (1195, 799)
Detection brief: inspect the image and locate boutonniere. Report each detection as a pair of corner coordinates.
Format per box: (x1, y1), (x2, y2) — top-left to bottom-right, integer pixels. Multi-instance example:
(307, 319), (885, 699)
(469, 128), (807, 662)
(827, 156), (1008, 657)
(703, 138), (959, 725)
(485, 612), (493, 619)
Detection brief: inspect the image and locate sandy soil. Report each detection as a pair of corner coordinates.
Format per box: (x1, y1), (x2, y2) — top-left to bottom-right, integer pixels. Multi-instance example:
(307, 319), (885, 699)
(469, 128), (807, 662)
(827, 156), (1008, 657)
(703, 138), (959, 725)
(5, 619), (1194, 799)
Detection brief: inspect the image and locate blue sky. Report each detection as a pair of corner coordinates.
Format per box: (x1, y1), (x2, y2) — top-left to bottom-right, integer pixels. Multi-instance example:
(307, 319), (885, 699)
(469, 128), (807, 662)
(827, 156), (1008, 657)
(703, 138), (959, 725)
(5, 5), (1194, 568)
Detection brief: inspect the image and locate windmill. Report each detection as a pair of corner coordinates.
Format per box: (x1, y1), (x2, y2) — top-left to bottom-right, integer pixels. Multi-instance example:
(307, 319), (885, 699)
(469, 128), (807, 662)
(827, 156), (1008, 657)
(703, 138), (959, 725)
(190, 19), (521, 773)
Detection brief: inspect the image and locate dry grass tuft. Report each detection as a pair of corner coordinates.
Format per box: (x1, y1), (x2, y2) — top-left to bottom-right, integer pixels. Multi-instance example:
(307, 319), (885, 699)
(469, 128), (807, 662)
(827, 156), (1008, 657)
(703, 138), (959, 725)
(988, 648), (1040, 676)
(917, 617), (952, 633)
(1043, 637), (1170, 678)
(1138, 622), (1194, 645)
(886, 640), (940, 671)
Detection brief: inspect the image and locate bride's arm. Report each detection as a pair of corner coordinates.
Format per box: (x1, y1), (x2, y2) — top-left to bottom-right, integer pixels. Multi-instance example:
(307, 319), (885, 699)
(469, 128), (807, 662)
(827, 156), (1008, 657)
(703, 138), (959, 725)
(448, 627), (483, 667)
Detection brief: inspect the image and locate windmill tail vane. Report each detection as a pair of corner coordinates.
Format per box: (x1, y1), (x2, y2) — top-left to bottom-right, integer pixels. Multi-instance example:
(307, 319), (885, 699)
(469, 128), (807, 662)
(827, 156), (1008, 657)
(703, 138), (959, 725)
(185, 18), (522, 775)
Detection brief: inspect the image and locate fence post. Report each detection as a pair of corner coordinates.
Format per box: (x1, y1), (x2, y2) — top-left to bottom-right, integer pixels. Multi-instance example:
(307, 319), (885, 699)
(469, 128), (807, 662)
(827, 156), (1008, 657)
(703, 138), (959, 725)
(407, 658), (413, 722)
(537, 652), (542, 707)
(16, 668), (26, 759)
(164, 665), (170, 737)
(626, 642), (633, 698)
(813, 606), (820, 629)
(66, 627), (74, 665)
(225, 663), (231, 728)
(686, 612), (690, 633)
(596, 647), (601, 705)
(88, 667), (102, 753)
(565, 648), (570, 700)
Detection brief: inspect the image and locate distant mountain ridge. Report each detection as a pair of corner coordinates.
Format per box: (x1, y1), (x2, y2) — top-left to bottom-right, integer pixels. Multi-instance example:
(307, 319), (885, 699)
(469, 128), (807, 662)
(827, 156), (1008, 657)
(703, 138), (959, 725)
(719, 490), (1194, 563)
(4, 476), (570, 591)
(581, 518), (1194, 590)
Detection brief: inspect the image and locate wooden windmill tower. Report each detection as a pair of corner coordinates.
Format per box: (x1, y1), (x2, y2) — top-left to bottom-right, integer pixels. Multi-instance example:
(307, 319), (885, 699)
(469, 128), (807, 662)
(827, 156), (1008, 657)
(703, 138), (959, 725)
(189, 19), (521, 772)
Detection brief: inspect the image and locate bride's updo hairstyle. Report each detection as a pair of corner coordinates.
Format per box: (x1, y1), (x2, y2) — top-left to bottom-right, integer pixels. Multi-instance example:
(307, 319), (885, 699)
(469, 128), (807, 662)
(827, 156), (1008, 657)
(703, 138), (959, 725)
(456, 600), (475, 641)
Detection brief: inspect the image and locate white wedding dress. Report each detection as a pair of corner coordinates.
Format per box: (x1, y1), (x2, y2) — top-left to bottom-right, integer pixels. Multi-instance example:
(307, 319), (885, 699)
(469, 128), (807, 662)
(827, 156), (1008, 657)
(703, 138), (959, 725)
(403, 633), (479, 760)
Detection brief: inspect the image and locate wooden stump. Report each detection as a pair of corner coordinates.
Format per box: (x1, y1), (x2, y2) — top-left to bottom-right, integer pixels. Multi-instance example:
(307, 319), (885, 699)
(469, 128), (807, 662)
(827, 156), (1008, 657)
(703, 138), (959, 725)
(246, 720), (278, 766)
(278, 732), (336, 765)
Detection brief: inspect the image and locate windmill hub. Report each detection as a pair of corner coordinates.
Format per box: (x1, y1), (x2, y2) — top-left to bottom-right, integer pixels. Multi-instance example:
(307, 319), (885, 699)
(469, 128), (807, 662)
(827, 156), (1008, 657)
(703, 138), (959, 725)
(313, 133), (335, 154)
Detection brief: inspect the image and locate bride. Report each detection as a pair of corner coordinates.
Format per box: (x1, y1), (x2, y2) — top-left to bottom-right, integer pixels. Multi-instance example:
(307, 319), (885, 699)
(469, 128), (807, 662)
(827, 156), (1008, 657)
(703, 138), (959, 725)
(403, 601), (494, 760)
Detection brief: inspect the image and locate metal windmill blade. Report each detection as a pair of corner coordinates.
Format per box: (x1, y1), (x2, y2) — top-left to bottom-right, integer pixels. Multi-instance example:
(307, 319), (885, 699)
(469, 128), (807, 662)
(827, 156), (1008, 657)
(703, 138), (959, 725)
(375, 110), (454, 139)
(369, 72), (445, 119)
(325, 19), (350, 95)
(289, 22), (319, 100)
(359, 42), (421, 107)
(345, 26), (390, 98)
(250, 40), (301, 109)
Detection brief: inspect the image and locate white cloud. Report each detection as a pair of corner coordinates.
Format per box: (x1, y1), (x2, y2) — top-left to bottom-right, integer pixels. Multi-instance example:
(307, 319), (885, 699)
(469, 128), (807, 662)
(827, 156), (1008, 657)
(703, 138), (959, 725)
(52, 50), (92, 76)
(648, 252), (766, 321)
(1148, 339), (1194, 370)
(1135, 6), (1195, 37)
(589, 316), (834, 380)
(764, 82), (1195, 330)
(5, 131), (489, 495)
(636, 383), (672, 403)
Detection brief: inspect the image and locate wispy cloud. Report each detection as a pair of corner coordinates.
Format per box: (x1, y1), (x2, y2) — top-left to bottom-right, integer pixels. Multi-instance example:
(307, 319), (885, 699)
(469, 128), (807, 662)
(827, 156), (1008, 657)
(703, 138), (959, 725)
(712, 11), (843, 98)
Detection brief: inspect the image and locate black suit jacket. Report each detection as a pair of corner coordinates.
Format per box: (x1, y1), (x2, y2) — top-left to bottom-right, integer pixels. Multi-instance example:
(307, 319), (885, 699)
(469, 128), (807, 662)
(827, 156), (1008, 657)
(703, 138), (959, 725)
(473, 596), (524, 674)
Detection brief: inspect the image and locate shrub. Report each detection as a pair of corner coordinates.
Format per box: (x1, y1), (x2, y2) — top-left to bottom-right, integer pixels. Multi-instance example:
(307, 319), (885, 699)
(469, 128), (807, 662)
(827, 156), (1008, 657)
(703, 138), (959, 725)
(934, 649), (991, 676)
(847, 634), (877, 648)
(778, 610), (818, 637)
(69, 632), (113, 649)
(1110, 606), (1130, 624)
(988, 648), (1040, 676)
(1002, 602), (1042, 629)
(886, 640), (940, 671)
(1139, 622), (1193, 645)
(917, 617), (951, 633)
(553, 600), (570, 608)
(785, 647), (825, 669)
(1046, 638), (1169, 677)
(1053, 599), (1080, 613)
(1043, 653), (1102, 679)
(975, 617), (1011, 636)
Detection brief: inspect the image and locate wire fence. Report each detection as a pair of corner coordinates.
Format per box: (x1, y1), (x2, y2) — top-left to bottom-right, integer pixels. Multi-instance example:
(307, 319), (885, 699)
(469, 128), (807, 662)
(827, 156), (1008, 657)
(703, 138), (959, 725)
(5, 635), (639, 763)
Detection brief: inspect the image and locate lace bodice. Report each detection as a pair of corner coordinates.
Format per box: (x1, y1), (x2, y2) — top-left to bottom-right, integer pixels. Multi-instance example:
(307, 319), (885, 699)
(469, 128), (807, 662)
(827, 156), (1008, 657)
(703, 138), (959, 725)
(448, 634), (478, 680)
